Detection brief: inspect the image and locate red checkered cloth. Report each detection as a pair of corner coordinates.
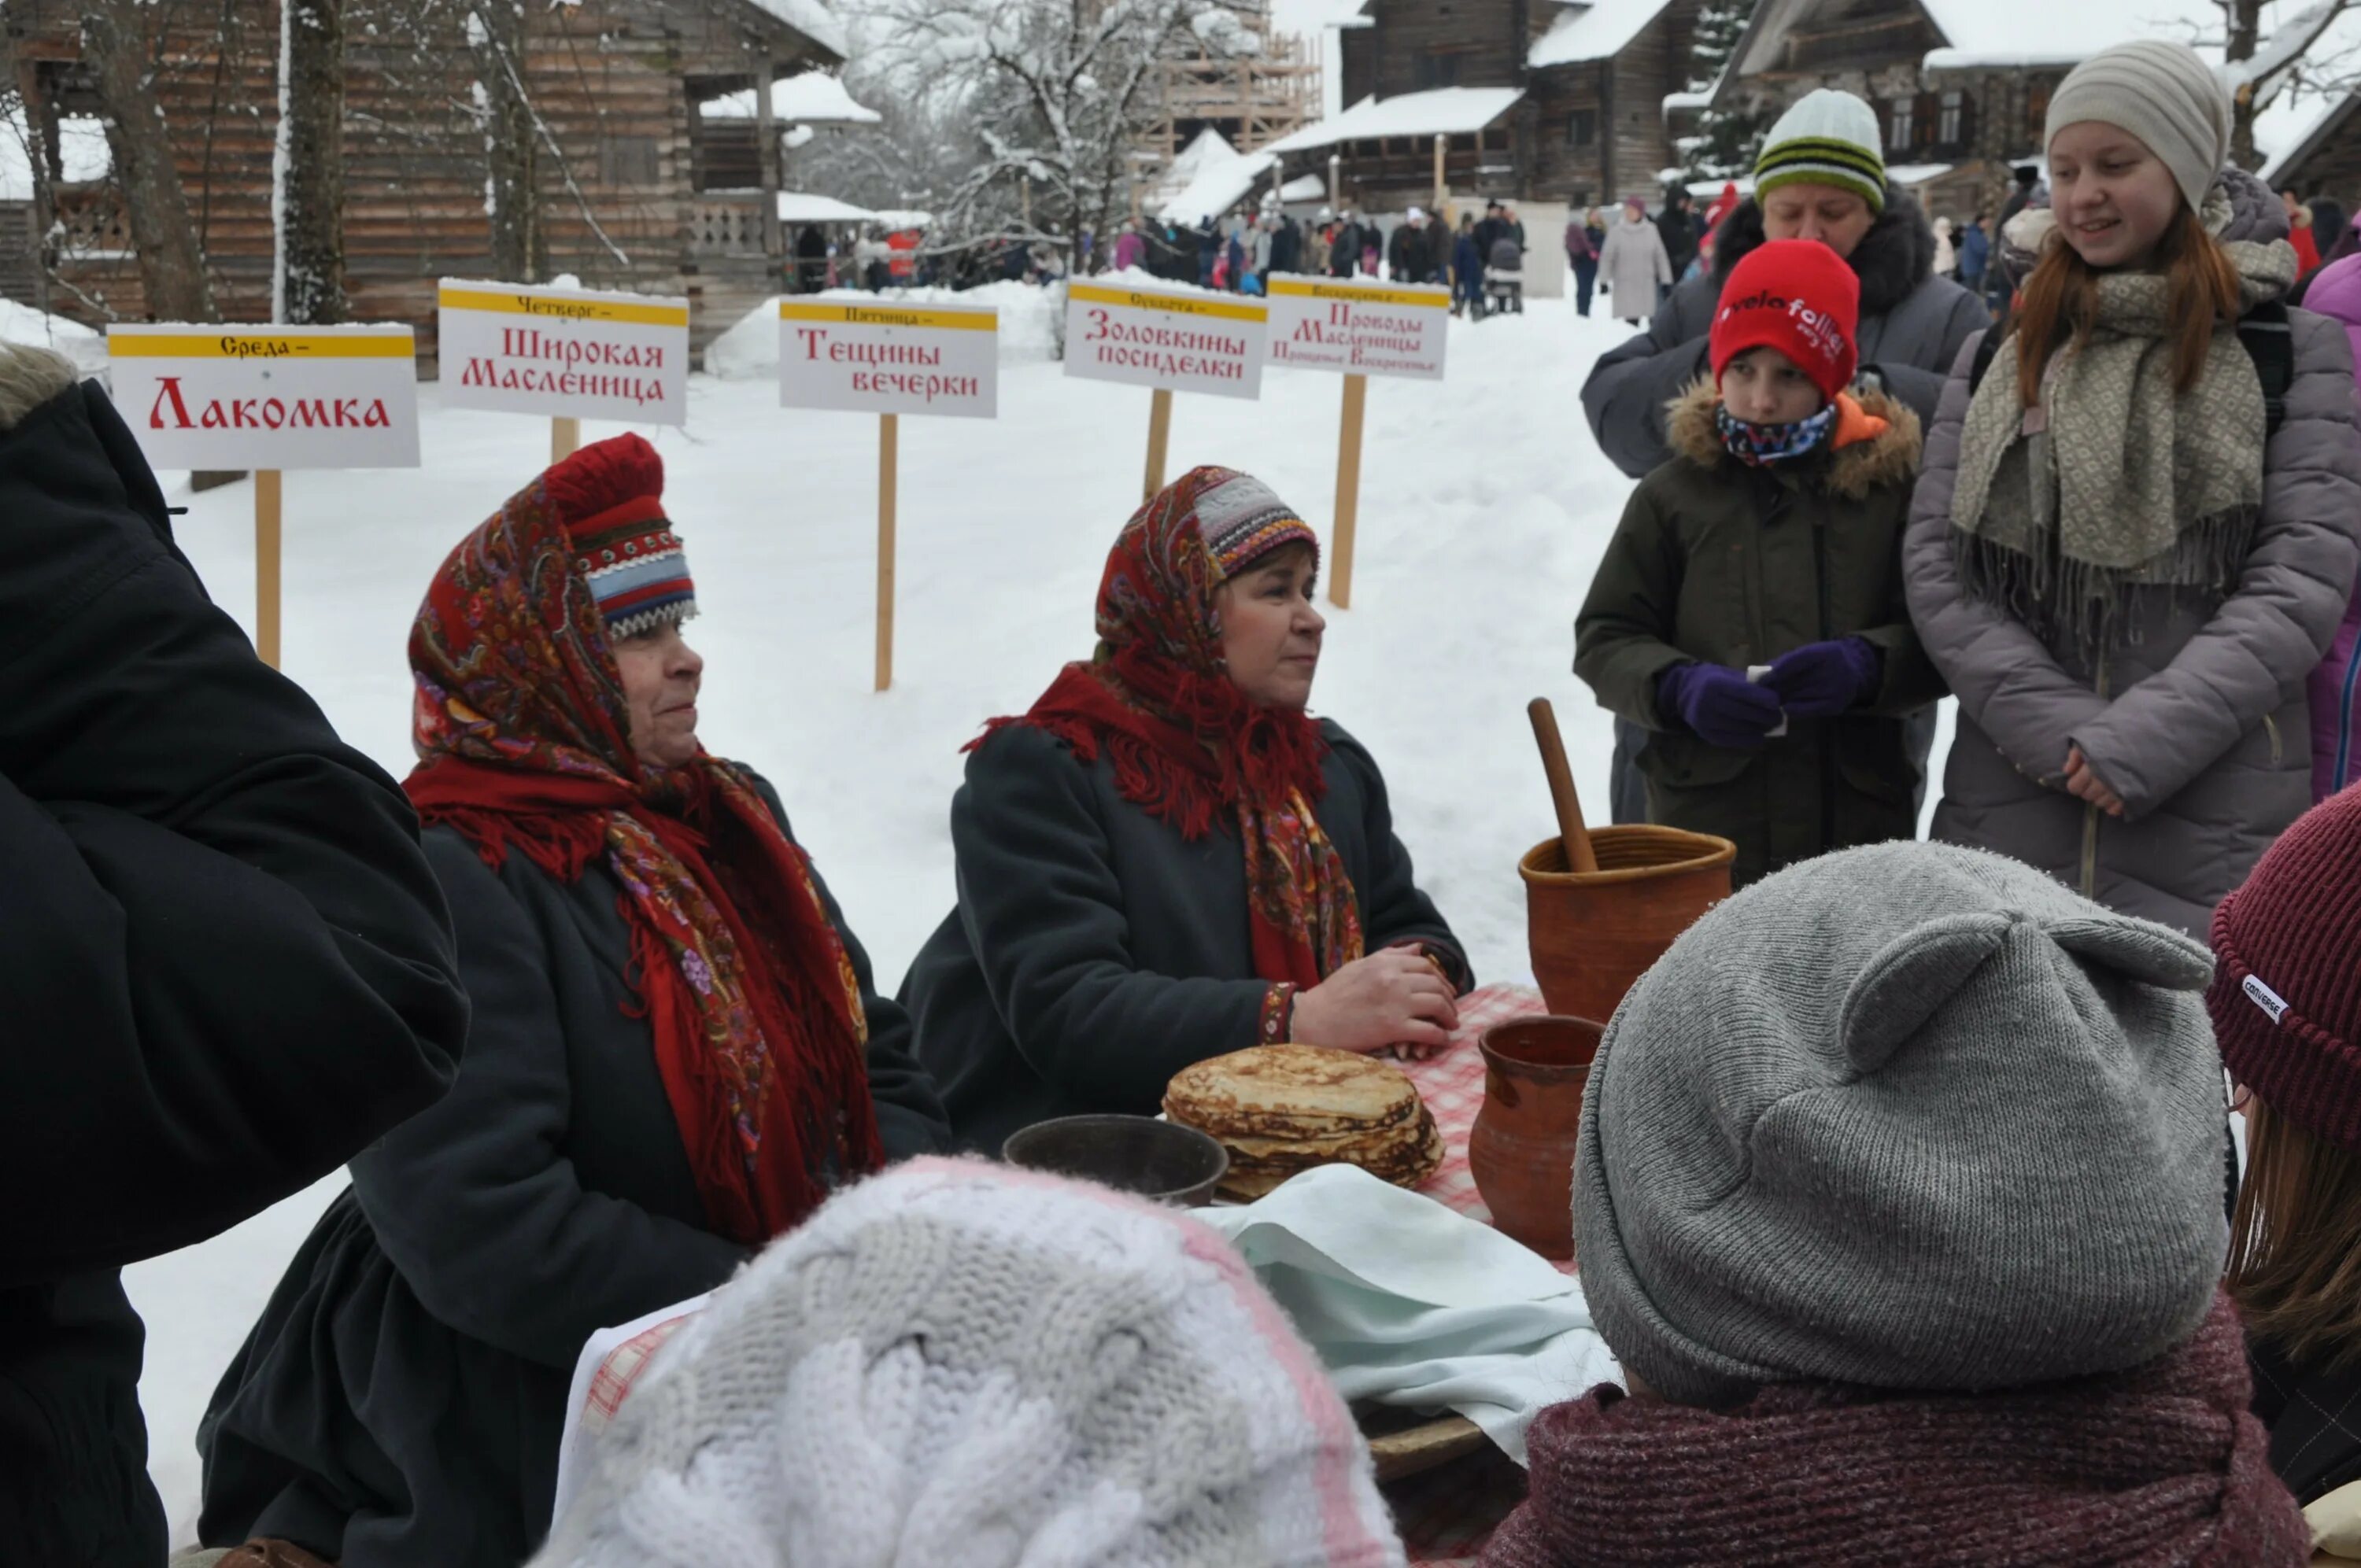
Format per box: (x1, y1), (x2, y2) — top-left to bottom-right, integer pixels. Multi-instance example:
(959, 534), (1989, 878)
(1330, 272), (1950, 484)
(561, 983), (1558, 1564)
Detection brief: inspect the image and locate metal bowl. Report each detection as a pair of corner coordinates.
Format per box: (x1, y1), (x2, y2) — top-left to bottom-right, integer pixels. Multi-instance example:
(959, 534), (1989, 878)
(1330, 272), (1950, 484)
(1001, 1114), (1230, 1207)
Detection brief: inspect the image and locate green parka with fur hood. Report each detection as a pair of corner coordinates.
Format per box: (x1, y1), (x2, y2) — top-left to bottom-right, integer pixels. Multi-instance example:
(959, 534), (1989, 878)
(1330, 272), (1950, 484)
(1576, 380), (1944, 885)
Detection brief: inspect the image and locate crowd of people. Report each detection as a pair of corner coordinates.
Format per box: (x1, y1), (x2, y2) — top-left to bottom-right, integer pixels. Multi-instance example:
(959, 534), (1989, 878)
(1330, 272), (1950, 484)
(9, 31), (2361, 1568)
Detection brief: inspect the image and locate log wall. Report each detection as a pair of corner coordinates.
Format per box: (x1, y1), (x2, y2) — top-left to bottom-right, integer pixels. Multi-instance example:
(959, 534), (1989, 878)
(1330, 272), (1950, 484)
(5, 0), (824, 358)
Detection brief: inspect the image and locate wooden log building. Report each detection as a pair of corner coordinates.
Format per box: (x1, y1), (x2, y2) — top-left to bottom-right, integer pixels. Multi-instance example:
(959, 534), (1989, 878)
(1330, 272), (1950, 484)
(2, 0), (843, 357)
(1268, 0), (1705, 212)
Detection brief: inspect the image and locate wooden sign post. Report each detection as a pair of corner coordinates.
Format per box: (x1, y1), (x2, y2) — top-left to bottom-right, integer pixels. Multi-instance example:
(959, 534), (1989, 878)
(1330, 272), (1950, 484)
(876, 413), (899, 691)
(1063, 279), (1269, 506)
(255, 468), (284, 667)
(1263, 274), (1452, 609)
(105, 323), (422, 670)
(1144, 388), (1174, 501)
(777, 297), (1000, 692)
(438, 280), (691, 462)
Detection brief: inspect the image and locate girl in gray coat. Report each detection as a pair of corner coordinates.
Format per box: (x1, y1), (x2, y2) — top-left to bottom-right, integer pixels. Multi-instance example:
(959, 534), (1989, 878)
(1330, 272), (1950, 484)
(1905, 41), (2361, 936)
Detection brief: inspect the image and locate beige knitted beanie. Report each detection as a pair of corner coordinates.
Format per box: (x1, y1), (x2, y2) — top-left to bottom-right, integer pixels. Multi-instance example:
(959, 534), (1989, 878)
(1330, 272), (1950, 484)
(2045, 39), (2230, 213)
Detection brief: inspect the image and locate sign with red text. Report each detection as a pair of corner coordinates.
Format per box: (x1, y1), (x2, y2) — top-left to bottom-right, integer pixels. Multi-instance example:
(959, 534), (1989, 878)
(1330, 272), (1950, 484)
(438, 280), (689, 426)
(1264, 275), (1450, 382)
(1063, 280), (1267, 400)
(108, 324), (420, 469)
(777, 299), (998, 419)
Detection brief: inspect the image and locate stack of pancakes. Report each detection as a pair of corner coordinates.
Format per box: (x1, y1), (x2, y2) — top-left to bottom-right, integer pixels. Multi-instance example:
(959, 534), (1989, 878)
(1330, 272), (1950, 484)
(1162, 1044), (1446, 1201)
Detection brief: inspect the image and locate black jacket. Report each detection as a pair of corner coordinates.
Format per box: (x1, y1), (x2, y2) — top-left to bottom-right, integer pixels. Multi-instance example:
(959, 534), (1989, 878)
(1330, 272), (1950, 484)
(901, 720), (1469, 1153)
(1657, 205), (1699, 275)
(1387, 222), (1445, 284)
(0, 379), (468, 1564)
(1581, 189), (1988, 478)
(2250, 1334), (2361, 1506)
(198, 790), (947, 1567)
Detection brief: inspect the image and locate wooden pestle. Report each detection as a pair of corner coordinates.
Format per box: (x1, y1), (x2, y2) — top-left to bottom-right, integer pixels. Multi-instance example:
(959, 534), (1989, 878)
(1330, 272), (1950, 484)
(1527, 697), (1600, 875)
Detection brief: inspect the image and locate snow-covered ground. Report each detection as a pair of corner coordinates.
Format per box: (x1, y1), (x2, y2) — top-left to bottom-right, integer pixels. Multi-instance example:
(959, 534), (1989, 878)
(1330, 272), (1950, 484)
(122, 294), (1950, 1544)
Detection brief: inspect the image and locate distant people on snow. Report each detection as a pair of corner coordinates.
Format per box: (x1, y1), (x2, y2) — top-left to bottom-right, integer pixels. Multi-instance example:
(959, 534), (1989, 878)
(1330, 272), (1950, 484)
(1454, 211), (1485, 316)
(1656, 189), (1699, 298)
(1596, 195), (1672, 327)
(1565, 206), (1602, 316)
(1388, 206), (1445, 285)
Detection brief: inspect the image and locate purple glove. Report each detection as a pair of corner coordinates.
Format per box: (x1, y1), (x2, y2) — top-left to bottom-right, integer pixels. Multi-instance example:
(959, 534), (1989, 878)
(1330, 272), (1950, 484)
(1657, 662), (1786, 749)
(1761, 637), (1883, 719)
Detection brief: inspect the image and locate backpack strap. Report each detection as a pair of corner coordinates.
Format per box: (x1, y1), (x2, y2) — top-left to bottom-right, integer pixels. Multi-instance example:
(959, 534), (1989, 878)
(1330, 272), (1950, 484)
(2237, 299), (2295, 441)
(1965, 308), (2293, 438)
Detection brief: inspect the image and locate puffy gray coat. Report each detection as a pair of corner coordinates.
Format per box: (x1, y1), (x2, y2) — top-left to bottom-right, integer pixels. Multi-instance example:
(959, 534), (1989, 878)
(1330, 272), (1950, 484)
(1903, 175), (2361, 935)
(1583, 188), (1989, 478)
(1595, 216), (1672, 324)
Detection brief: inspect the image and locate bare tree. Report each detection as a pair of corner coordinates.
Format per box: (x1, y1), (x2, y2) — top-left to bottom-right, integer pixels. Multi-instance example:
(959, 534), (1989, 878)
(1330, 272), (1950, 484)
(2219, 0), (2358, 168)
(80, 0), (218, 319)
(861, 0), (1251, 253)
(276, 0), (348, 323)
(468, 0), (541, 279)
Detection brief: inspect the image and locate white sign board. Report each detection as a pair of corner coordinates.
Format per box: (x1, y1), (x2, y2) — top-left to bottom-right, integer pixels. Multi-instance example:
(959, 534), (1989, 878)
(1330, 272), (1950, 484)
(1264, 274), (1451, 382)
(1062, 281), (1267, 400)
(438, 280), (689, 426)
(108, 324), (420, 470)
(777, 299), (999, 419)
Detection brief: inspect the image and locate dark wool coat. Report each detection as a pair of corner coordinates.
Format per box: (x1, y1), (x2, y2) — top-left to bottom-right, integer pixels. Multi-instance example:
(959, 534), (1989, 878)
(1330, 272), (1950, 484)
(901, 720), (1470, 1154)
(1576, 382), (1942, 886)
(1904, 175), (2361, 935)
(198, 787), (946, 1568)
(1583, 188), (1990, 479)
(2249, 1334), (2361, 1505)
(0, 378), (468, 1566)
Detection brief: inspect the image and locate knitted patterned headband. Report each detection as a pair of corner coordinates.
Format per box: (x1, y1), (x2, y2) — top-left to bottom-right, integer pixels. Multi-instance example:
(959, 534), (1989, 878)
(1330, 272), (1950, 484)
(1193, 470), (1318, 581)
(542, 434), (698, 639)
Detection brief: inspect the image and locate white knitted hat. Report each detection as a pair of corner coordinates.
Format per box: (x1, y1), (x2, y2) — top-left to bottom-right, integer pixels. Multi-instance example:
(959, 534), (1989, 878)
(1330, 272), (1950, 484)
(1753, 89), (1888, 213)
(534, 1158), (1406, 1568)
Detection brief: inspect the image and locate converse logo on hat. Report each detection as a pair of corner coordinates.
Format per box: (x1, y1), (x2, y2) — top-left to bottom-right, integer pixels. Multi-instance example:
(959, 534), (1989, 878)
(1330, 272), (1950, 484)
(2244, 973), (2291, 1025)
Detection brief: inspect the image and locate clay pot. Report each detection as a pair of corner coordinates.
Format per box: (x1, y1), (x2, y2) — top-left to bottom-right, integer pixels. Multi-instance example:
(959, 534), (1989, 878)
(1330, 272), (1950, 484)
(1520, 825), (1735, 1027)
(1469, 1016), (1605, 1260)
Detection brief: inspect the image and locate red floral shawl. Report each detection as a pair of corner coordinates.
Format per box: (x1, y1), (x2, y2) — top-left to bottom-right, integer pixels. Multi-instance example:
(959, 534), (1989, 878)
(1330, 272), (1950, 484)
(405, 475), (881, 1245)
(975, 466), (1365, 988)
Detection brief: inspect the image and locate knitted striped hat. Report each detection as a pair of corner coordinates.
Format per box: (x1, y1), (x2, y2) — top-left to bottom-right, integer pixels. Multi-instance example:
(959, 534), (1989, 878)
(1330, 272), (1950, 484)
(534, 1157), (1405, 1568)
(1754, 90), (1887, 215)
(545, 434), (697, 639)
(1191, 467), (1319, 581)
(2208, 787), (2361, 1151)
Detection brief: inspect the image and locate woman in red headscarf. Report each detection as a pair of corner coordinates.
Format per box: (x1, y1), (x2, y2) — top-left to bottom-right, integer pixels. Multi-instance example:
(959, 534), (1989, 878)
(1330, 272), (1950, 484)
(194, 435), (947, 1568)
(903, 465), (1472, 1152)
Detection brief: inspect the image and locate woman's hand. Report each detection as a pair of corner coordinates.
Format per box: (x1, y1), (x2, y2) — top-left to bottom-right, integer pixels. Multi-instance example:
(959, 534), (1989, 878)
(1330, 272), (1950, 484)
(2064, 745), (2126, 817)
(1290, 950), (1458, 1058)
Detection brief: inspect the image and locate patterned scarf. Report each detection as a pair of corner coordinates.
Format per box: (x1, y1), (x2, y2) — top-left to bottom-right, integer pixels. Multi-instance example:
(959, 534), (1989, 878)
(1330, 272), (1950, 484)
(405, 474), (881, 1246)
(974, 466), (1364, 989)
(1715, 400), (1838, 467)
(1481, 1293), (2306, 1567)
(1950, 186), (2298, 653)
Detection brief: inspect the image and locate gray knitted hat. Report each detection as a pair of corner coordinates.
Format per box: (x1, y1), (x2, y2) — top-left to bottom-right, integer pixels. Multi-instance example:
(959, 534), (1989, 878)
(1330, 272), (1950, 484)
(536, 1157), (1404, 1568)
(2045, 39), (2230, 214)
(1572, 842), (2228, 1408)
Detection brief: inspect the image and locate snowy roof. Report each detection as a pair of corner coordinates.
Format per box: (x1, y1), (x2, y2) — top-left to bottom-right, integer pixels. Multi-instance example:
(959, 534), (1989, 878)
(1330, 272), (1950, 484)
(1885, 161), (1957, 184)
(1271, 0), (1375, 31)
(2259, 90), (2359, 183)
(1531, 0), (1679, 68)
(1262, 87), (1525, 156)
(700, 71), (880, 125)
(739, 0), (849, 60)
(1157, 142), (1284, 227)
(1280, 172), (1328, 201)
(1916, 0), (2219, 71)
(776, 192), (878, 223)
(871, 208), (934, 230)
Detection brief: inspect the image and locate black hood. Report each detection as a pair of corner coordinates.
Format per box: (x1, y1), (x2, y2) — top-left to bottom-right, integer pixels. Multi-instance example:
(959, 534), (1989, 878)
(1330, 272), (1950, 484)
(1713, 184), (1941, 319)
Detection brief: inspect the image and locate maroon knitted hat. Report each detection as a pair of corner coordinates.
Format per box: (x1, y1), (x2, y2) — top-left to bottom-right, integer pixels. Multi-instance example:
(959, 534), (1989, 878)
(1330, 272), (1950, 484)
(2208, 786), (2361, 1151)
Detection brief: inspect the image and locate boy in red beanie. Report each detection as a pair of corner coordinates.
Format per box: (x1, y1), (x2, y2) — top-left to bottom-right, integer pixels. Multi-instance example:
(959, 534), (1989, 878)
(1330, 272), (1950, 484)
(1576, 239), (1943, 885)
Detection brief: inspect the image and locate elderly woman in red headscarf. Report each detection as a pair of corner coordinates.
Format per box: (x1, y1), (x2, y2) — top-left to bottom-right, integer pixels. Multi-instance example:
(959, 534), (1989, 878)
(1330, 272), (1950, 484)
(903, 465), (1471, 1152)
(193, 435), (947, 1568)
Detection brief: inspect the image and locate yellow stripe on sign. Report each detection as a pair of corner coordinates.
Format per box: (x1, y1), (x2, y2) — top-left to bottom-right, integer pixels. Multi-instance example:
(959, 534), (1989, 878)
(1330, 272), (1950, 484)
(438, 286), (689, 327)
(1265, 277), (1450, 311)
(777, 302), (999, 332)
(1066, 282), (1269, 323)
(108, 333), (417, 359)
